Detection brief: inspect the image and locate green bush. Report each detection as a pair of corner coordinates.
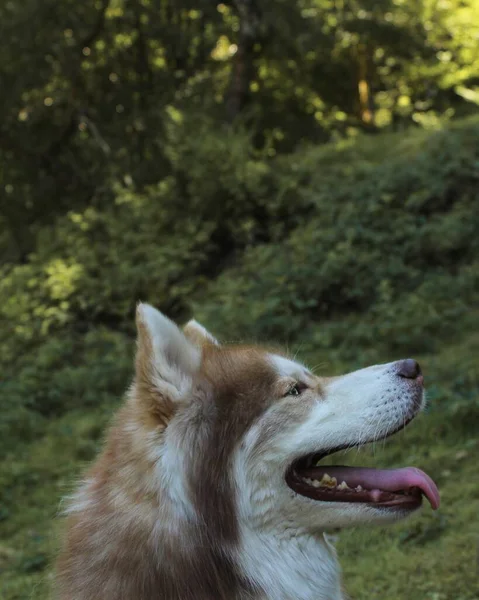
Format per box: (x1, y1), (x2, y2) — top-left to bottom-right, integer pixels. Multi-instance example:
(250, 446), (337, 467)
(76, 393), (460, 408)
(0, 117), (313, 455)
(194, 118), (479, 362)
(0, 329), (132, 456)
(0, 117), (312, 359)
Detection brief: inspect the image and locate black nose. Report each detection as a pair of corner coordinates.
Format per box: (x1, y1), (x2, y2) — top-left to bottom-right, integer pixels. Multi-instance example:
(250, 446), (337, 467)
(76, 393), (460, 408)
(396, 359), (422, 379)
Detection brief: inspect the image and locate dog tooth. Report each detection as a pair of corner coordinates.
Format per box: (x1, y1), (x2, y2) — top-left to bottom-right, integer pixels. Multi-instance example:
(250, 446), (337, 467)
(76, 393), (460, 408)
(312, 479), (321, 488)
(355, 485), (363, 492)
(337, 481), (349, 491)
(319, 474), (337, 488)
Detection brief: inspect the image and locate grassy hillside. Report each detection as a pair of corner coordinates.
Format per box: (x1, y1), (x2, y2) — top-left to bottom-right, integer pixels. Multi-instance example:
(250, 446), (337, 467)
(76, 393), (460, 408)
(1, 118), (479, 599)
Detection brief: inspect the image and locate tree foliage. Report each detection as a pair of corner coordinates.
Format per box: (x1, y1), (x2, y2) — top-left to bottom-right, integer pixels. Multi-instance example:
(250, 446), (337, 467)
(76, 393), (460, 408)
(2, 0), (479, 257)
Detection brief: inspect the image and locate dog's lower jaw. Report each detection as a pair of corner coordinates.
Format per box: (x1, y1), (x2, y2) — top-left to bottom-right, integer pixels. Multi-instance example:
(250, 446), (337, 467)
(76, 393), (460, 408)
(236, 528), (345, 600)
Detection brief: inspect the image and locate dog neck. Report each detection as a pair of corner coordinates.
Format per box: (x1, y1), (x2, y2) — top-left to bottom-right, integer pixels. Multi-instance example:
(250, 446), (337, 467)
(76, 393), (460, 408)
(236, 527), (345, 600)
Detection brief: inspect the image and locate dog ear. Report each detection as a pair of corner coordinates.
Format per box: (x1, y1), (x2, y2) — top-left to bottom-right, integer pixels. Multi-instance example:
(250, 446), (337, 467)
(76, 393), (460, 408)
(183, 319), (219, 347)
(134, 303), (201, 425)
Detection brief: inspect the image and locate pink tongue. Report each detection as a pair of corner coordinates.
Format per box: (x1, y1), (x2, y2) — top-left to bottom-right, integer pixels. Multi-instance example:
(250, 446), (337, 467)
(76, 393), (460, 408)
(311, 466), (440, 509)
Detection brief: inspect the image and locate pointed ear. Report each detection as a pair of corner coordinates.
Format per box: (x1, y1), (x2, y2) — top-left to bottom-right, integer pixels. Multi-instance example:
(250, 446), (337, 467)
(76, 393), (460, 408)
(183, 319), (220, 347)
(135, 303), (201, 425)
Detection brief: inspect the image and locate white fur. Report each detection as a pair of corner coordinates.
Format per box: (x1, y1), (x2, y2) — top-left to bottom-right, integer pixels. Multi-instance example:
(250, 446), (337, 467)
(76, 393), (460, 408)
(231, 355), (425, 598)
(137, 303), (201, 400)
(269, 355), (313, 381)
(234, 440), (344, 600)
(135, 307), (205, 525)
(184, 318), (220, 345)
(236, 528), (342, 600)
(63, 478), (97, 515)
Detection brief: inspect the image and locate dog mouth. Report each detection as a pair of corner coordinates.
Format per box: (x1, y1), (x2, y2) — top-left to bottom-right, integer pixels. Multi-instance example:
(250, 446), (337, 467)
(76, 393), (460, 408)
(285, 421), (440, 511)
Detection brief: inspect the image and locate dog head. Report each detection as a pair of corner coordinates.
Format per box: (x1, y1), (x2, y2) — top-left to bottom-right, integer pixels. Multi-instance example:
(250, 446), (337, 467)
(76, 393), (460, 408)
(134, 304), (439, 539)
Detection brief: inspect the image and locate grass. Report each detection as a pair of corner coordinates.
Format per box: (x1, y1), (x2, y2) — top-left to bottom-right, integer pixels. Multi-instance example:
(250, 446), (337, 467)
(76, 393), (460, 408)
(0, 329), (478, 600)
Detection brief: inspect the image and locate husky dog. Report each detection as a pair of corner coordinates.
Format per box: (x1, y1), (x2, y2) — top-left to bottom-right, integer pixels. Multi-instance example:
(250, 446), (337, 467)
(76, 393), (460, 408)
(55, 304), (439, 600)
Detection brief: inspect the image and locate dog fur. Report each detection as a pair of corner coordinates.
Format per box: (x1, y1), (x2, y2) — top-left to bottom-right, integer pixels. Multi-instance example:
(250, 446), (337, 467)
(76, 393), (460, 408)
(55, 304), (428, 600)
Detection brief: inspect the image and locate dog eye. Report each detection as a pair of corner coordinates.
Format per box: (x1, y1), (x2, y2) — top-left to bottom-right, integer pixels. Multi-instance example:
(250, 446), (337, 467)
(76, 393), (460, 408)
(286, 383), (301, 396)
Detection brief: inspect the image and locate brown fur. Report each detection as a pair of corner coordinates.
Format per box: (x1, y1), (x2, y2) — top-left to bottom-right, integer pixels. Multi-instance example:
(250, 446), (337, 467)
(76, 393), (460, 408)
(55, 328), (286, 599)
(191, 345), (278, 544)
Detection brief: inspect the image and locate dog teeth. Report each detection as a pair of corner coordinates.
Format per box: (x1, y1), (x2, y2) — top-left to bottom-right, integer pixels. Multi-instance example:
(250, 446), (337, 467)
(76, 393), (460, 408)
(319, 474), (337, 488)
(301, 474), (337, 488)
(300, 475), (366, 493)
(301, 477), (317, 487)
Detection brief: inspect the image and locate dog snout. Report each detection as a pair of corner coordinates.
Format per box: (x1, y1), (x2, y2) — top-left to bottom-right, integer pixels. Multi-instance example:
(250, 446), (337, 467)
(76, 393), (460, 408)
(395, 359), (422, 381)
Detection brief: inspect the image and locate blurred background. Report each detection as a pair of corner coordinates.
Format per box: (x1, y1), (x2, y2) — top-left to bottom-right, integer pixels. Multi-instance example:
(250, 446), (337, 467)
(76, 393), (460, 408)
(0, 1), (478, 598)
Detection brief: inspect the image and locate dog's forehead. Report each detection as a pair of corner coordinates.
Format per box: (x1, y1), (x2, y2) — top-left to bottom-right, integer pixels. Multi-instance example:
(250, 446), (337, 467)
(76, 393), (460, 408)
(201, 345), (276, 392)
(269, 354), (313, 382)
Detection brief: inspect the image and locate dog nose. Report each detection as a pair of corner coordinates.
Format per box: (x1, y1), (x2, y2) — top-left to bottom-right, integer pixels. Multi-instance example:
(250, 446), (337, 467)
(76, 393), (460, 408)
(396, 359), (422, 379)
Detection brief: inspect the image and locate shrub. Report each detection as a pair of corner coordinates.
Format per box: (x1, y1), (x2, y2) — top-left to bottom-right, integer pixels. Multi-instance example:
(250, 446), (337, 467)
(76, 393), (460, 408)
(193, 117), (479, 363)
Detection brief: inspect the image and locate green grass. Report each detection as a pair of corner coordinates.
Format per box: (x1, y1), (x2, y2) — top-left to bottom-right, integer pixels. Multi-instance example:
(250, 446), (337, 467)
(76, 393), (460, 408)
(0, 406), (113, 600)
(1, 331), (478, 600)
